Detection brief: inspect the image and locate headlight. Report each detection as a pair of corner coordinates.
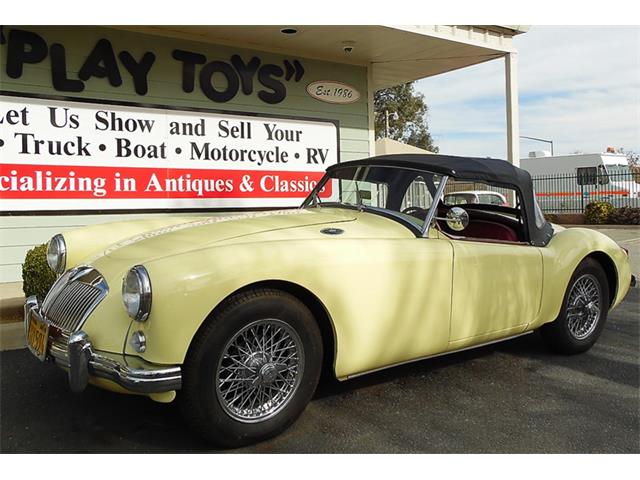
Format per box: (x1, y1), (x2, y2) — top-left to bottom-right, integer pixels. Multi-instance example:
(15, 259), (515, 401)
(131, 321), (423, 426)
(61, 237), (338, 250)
(122, 265), (152, 321)
(46, 234), (67, 274)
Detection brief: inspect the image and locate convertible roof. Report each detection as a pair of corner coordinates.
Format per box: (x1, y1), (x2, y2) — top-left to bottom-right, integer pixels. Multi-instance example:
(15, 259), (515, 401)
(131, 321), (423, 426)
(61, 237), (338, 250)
(327, 154), (554, 247)
(328, 154), (527, 187)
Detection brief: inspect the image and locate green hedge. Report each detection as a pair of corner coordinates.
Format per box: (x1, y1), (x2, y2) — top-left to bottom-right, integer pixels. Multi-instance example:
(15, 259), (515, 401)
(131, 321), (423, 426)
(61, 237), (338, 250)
(22, 244), (56, 301)
(584, 201), (615, 224)
(584, 201), (640, 225)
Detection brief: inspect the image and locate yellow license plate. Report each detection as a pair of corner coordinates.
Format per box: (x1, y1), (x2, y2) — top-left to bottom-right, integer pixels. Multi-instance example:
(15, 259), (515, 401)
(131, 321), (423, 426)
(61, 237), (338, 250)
(27, 314), (49, 361)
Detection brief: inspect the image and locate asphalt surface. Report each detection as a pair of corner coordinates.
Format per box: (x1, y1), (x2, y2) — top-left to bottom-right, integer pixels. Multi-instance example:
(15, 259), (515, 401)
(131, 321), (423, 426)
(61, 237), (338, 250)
(1, 286), (638, 453)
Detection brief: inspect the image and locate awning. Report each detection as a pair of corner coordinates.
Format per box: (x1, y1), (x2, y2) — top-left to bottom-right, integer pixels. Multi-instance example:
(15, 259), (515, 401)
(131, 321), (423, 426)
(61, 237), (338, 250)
(110, 25), (528, 89)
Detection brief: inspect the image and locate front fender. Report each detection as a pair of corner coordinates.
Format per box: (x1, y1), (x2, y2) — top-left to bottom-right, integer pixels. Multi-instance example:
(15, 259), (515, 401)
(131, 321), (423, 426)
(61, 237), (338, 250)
(125, 240), (342, 365)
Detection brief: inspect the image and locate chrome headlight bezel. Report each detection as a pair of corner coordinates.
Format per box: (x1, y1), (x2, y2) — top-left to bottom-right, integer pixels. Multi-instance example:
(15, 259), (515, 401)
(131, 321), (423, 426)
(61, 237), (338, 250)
(122, 265), (152, 322)
(46, 234), (67, 274)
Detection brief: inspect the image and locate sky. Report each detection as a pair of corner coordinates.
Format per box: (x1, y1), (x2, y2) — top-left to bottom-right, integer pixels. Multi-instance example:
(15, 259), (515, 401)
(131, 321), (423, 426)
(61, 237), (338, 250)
(415, 26), (640, 159)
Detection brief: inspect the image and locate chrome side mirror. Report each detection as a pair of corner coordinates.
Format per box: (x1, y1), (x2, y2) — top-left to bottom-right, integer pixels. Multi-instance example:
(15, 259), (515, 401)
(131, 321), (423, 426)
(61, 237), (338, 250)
(435, 206), (469, 231)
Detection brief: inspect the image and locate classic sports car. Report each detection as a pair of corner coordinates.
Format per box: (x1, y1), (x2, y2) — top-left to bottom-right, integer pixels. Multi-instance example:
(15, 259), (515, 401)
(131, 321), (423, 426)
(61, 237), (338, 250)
(25, 154), (634, 447)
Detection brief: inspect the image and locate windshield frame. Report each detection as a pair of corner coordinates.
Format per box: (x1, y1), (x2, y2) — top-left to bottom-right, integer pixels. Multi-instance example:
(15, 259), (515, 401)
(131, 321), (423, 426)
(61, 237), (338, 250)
(301, 164), (449, 238)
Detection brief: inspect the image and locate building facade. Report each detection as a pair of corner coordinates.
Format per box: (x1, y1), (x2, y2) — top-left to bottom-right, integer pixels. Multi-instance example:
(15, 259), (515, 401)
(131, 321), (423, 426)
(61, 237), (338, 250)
(0, 25), (526, 282)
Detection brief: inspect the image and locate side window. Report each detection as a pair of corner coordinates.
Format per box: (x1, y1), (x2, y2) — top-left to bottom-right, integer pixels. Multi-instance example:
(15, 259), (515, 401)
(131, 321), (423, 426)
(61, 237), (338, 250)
(444, 193), (476, 205)
(597, 164), (610, 185)
(401, 176), (431, 211)
(577, 167), (598, 185)
(477, 193), (504, 205)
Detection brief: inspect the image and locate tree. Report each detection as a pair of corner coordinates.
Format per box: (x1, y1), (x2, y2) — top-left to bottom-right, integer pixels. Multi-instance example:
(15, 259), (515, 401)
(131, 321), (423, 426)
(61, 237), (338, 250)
(621, 149), (640, 182)
(374, 82), (439, 153)
(619, 148), (639, 166)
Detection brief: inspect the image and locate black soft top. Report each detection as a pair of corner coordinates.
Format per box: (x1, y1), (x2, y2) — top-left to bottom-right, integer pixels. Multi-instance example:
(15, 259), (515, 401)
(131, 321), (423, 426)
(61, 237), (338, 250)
(327, 154), (553, 247)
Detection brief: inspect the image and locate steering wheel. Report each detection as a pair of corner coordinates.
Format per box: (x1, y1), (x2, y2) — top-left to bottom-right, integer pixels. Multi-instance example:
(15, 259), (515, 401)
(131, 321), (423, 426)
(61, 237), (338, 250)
(401, 206), (428, 220)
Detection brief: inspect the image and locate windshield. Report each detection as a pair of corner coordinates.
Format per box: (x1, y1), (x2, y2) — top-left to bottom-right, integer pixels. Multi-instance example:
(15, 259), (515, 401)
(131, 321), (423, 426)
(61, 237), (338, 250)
(302, 165), (444, 230)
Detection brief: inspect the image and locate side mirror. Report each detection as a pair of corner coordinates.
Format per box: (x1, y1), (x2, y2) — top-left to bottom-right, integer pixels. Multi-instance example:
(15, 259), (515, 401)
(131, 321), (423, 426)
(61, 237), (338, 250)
(435, 206), (469, 231)
(446, 207), (469, 231)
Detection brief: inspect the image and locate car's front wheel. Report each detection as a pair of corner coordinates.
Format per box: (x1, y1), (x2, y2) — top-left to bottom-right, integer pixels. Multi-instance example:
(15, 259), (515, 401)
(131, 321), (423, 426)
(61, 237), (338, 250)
(180, 288), (322, 447)
(540, 258), (609, 354)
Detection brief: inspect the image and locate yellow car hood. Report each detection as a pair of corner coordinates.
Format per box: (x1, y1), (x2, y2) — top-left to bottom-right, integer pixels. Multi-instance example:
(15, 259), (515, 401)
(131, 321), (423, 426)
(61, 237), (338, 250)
(97, 208), (357, 263)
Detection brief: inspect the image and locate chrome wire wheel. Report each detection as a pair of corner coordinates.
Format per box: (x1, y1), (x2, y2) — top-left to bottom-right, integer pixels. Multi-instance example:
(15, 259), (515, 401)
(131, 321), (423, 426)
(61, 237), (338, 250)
(215, 318), (304, 423)
(566, 273), (601, 340)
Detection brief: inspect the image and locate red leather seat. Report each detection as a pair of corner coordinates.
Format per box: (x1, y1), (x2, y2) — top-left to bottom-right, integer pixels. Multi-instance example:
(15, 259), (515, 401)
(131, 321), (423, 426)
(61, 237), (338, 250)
(464, 220), (518, 242)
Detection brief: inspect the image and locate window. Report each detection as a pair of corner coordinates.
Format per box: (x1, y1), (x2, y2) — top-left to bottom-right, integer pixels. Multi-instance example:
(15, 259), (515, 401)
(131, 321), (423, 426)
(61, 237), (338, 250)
(306, 165), (443, 230)
(338, 178), (388, 208)
(444, 193), (477, 205)
(577, 167), (598, 186)
(477, 193), (506, 205)
(401, 176), (431, 211)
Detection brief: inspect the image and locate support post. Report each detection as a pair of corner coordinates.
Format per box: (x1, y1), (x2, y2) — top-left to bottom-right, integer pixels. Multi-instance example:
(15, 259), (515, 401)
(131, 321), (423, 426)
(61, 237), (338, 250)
(367, 63), (376, 156)
(505, 52), (520, 167)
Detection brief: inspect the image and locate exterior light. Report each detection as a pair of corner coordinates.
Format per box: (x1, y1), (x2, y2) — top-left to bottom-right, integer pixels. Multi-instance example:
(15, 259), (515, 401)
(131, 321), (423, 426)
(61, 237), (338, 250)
(46, 234), (67, 274)
(131, 331), (147, 353)
(122, 265), (152, 322)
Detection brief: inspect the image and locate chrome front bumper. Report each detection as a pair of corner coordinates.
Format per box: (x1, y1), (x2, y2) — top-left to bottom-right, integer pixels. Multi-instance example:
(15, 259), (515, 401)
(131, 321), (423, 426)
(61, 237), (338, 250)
(24, 296), (182, 394)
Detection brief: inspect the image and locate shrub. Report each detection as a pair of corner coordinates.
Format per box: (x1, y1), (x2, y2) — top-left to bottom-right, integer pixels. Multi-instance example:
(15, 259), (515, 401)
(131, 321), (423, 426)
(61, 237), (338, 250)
(584, 201), (614, 224)
(608, 206), (640, 225)
(22, 243), (56, 301)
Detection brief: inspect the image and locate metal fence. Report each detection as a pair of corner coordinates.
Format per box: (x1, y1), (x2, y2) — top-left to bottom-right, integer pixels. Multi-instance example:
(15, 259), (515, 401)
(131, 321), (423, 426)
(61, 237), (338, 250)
(532, 171), (640, 213)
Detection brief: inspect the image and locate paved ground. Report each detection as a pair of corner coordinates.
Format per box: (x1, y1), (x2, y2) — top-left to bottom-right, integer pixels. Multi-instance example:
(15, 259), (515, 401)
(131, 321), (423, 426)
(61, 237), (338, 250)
(1, 286), (637, 453)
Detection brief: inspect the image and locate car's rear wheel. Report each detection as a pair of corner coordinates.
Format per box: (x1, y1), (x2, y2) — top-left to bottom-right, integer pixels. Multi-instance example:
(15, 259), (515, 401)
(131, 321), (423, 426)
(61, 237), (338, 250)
(540, 258), (609, 354)
(180, 288), (322, 447)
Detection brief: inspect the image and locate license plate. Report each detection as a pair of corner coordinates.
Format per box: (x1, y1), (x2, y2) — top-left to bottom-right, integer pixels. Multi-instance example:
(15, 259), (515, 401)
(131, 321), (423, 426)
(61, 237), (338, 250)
(27, 314), (49, 361)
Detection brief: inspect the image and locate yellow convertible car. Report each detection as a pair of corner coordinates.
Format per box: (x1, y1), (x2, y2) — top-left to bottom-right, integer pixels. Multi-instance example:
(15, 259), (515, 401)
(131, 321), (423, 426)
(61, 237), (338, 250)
(25, 154), (634, 446)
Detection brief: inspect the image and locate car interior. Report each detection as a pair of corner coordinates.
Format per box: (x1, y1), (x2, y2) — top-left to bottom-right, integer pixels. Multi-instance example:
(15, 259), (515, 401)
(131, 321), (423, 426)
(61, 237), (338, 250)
(320, 165), (530, 245)
(402, 173), (529, 244)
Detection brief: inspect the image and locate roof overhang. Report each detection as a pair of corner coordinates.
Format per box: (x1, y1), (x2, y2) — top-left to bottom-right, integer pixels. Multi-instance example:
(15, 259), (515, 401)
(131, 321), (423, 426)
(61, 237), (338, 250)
(109, 25), (527, 90)
(375, 138), (435, 156)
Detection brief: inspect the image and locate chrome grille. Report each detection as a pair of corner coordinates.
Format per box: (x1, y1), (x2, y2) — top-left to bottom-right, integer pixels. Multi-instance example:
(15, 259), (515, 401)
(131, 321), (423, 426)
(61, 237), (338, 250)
(42, 266), (108, 333)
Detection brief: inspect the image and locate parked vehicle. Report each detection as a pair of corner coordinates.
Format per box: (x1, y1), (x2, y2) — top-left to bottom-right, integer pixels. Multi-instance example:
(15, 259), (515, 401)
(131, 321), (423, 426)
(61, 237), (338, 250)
(521, 152), (640, 212)
(26, 154), (634, 446)
(444, 190), (508, 206)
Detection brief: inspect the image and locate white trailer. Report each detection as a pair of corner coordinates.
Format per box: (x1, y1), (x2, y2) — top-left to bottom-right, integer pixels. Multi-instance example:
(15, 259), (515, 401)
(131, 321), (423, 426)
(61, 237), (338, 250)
(520, 152), (640, 212)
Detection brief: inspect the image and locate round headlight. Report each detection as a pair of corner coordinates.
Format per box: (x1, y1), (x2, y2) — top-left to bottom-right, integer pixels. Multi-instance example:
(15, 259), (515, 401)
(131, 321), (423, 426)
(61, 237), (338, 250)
(122, 265), (152, 321)
(46, 234), (67, 274)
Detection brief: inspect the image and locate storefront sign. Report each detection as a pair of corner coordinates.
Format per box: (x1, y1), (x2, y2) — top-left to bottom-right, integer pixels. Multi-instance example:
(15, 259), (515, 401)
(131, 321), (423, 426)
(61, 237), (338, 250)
(1, 27), (305, 104)
(0, 94), (339, 212)
(306, 81), (360, 104)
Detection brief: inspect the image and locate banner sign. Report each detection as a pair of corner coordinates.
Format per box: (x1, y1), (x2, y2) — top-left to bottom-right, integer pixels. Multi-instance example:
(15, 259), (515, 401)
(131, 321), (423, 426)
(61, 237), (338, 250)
(0, 94), (339, 212)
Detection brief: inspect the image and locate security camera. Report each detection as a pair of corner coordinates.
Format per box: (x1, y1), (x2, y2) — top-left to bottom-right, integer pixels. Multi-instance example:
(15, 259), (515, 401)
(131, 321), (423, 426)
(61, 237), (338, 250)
(342, 41), (355, 54)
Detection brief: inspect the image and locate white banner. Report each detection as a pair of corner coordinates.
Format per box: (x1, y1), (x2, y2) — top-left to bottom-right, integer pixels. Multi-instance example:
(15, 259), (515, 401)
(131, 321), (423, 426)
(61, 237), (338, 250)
(0, 95), (339, 211)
